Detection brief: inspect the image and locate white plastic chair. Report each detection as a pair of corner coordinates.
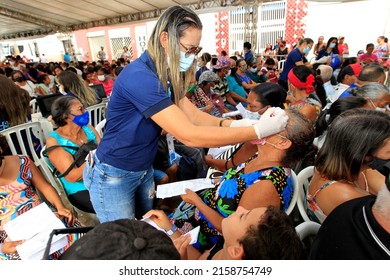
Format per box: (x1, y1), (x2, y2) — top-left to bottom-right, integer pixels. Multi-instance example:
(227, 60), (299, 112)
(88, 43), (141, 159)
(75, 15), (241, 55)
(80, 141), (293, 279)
(285, 170), (299, 215)
(1, 122), (46, 165)
(94, 118), (106, 138)
(278, 59), (286, 72)
(86, 103), (106, 127)
(297, 166), (315, 222)
(30, 99), (40, 114)
(295, 221), (321, 241)
(40, 145), (99, 226)
(1, 122), (60, 194)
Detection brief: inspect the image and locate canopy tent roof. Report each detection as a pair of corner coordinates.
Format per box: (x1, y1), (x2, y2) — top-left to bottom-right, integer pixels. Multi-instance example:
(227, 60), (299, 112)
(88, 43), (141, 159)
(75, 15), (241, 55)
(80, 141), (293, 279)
(0, 0), (249, 40)
(0, 0), (354, 40)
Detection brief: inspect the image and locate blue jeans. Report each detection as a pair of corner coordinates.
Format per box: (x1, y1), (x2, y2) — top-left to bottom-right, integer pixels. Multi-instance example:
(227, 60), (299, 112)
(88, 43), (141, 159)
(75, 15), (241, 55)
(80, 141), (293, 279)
(83, 152), (155, 222)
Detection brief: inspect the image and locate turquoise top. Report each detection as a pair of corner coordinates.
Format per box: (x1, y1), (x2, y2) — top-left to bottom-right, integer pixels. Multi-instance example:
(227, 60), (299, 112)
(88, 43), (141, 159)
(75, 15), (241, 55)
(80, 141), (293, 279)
(48, 126), (97, 195)
(225, 75), (247, 99)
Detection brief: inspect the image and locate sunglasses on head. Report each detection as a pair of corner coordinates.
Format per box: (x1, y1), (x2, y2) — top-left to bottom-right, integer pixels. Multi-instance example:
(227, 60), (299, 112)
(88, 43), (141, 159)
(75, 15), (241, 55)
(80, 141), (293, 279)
(180, 42), (202, 58)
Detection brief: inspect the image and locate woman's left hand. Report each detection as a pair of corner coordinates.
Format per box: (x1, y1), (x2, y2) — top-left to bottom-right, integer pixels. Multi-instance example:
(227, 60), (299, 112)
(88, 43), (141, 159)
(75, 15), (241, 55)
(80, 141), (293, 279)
(57, 208), (75, 226)
(180, 189), (202, 206)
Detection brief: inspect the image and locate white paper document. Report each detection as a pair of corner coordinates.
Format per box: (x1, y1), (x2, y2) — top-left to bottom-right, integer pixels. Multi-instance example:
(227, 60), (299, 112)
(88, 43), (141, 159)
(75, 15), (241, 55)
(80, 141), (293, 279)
(140, 215), (166, 233)
(141, 216), (200, 244)
(3, 203), (68, 260)
(156, 178), (215, 199)
(207, 145), (234, 159)
(184, 226), (200, 245)
(236, 102), (246, 117)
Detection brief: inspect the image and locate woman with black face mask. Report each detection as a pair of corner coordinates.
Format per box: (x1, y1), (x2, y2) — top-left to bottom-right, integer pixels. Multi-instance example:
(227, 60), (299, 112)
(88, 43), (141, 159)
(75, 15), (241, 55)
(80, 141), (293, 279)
(11, 70), (40, 98)
(308, 109), (390, 224)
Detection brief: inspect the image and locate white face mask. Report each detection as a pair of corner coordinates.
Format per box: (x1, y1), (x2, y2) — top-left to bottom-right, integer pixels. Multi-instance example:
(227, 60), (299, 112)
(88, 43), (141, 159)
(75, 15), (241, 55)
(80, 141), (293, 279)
(59, 85), (66, 95)
(244, 109), (260, 120)
(9, 61), (15, 66)
(179, 52), (195, 72)
(375, 107), (386, 113)
(369, 98), (387, 113)
(98, 75), (105, 81)
(226, 69), (231, 76)
(250, 67), (257, 73)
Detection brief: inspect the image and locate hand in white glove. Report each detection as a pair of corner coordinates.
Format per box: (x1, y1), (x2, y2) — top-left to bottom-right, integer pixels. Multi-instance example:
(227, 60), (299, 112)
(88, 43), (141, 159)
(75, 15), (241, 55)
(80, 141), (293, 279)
(230, 118), (258, 128)
(252, 107), (288, 139)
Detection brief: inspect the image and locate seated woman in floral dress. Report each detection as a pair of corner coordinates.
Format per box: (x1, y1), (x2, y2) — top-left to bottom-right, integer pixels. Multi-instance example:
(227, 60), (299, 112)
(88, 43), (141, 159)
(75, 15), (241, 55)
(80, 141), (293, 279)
(170, 109), (315, 252)
(0, 134), (78, 260)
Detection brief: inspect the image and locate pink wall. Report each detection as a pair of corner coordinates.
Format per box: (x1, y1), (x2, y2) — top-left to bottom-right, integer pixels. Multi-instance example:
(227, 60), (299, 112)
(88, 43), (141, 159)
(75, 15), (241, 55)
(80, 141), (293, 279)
(74, 23), (144, 62)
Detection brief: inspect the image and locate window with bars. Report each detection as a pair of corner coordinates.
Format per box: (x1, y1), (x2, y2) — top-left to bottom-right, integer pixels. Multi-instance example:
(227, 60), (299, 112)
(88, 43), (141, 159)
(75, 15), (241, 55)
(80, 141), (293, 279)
(110, 37), (132, 60)
(229, 1), (286, 55)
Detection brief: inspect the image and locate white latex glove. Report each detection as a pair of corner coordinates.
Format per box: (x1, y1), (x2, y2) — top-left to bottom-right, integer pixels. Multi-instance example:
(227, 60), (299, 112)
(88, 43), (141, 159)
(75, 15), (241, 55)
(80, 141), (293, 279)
(230, 118), (258, 128)
(252, 107), (288, 139)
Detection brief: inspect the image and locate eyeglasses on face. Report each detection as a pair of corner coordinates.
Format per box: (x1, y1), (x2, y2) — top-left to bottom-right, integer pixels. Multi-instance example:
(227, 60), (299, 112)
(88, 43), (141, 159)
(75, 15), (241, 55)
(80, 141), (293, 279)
(180, 42), (202, 58)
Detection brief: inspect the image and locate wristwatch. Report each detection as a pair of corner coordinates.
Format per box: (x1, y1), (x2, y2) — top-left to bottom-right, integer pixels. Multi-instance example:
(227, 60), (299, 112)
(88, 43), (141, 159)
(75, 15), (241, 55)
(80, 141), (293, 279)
(166, 224), (178, 236)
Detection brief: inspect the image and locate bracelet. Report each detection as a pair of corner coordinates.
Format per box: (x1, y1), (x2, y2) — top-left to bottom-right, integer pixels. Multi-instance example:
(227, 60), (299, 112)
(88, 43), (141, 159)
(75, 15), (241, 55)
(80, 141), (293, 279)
(219, 118), (228, 127)
(166, 224), (178, 236)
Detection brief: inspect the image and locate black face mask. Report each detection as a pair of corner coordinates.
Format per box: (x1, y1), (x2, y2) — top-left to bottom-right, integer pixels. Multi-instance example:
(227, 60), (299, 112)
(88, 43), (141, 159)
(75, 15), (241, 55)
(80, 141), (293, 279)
(367, 157), (390, 190)
(14, 76), (24, 83)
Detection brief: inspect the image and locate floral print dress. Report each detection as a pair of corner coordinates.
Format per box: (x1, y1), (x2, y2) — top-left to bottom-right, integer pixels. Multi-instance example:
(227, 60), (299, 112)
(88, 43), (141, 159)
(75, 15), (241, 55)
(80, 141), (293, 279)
(0, 156), (79, 260)
(173, 159), (293, 252)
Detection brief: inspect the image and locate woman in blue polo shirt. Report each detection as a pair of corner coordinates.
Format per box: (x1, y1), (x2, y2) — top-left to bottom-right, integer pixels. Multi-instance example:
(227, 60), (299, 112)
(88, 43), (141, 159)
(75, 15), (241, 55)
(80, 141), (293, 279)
(83, 6), (289, 223)
(278, 38), (314, 91)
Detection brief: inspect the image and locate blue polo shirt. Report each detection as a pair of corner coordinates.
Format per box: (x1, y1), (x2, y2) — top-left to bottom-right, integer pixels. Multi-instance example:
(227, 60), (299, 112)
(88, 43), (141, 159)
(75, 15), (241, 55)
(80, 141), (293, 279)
(279, 48), (305, 82)
(338, 83), (358, 99)
(96, 51), (173, 171)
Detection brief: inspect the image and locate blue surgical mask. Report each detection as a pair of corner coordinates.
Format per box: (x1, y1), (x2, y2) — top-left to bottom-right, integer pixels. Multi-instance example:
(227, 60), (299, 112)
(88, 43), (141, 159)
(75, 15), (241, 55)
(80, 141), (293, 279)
(179, 52), (195, 72)
(329, 43), (336, 49)
(244, 110), (260, 120)
(303, 47), (311, 54)
(72, 111), (90, 127)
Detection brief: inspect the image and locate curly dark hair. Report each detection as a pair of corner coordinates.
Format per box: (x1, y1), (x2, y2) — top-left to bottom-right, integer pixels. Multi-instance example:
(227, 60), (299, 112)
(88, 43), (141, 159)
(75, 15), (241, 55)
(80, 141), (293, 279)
(239, 205), (304, 260)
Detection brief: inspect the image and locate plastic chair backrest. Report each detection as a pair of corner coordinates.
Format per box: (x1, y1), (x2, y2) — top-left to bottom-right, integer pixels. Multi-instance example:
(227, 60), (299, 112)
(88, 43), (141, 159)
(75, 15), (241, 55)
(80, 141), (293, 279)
(295, 221), (321, 241)
(86, 102), (107, 127)
(1, 121), (45, 165)
(40, 145), (100, 225)
(285, 170), (299, 215)
(39, 146), (62, 194)
(30, 99), (40, 114)
(297, 166), (315, 222)
(94, 119), (106, 138)
(278, 59), (286, 72)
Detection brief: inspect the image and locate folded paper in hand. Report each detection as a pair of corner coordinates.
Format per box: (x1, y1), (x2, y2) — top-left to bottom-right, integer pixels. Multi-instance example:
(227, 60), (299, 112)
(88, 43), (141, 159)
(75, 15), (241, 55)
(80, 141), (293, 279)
(156, 178), (215, 199)
(140, 216), (200, 244)
(3, 203), (67, 260)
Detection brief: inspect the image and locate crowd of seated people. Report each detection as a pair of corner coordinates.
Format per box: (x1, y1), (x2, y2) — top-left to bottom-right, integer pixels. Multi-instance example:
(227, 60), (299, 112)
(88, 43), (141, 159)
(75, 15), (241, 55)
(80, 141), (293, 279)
(1, 35), (390, 261)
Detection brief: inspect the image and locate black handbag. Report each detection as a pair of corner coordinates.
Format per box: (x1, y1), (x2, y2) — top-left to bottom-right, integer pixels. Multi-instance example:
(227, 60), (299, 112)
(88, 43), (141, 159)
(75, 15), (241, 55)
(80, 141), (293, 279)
(42, 140), (97, 178)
